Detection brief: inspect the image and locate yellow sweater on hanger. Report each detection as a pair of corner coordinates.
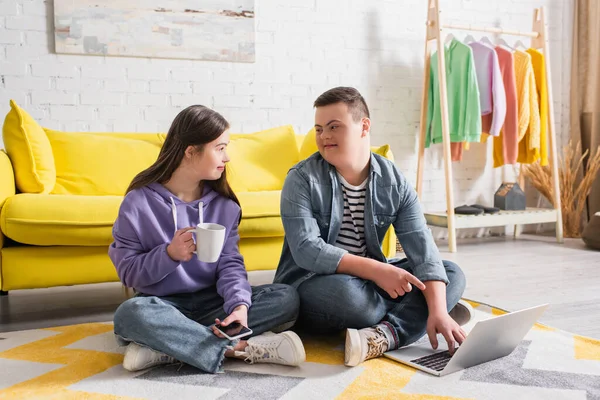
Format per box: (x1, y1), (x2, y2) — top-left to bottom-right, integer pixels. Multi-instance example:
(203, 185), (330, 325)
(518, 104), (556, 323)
(514, 50), (541, 164)
(519, 48), (549, 166)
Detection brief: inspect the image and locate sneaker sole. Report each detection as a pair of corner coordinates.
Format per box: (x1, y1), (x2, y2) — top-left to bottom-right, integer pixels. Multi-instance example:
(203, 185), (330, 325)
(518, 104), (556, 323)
(462, 300), (474, 323)
(122, 344), (173, 372)
(345, 329), (361, 367)
(452, 300), (474, 326)
(281, 331), (306, 365)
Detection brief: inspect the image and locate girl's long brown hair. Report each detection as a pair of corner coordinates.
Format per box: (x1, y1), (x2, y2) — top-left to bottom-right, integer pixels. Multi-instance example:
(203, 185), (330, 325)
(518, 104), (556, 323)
(126, 105), (240, 210)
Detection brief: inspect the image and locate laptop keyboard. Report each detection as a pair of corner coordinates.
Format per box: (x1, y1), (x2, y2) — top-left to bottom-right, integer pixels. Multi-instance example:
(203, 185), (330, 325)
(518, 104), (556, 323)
(410, 350), (454, 371)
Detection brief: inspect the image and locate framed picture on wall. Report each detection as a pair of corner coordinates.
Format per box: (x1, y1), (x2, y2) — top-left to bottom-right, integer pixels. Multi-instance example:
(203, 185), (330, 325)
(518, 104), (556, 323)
(54, 0), (255, 63)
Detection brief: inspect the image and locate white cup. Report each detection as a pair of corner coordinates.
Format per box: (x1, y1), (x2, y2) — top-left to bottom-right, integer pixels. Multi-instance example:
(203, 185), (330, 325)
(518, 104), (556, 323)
(187, 223), (226, 263)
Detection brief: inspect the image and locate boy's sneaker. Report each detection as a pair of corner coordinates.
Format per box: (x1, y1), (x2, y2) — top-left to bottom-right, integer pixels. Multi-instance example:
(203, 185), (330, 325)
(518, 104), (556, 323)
(449, 300), (474, 326)
(240, 331), (306, 366)
(122, 342), (175, 372)
(345, 326), (389, 367)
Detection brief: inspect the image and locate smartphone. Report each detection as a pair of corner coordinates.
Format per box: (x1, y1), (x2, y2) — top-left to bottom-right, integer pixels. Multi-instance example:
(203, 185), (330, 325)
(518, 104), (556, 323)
(214, 322), (253, 340)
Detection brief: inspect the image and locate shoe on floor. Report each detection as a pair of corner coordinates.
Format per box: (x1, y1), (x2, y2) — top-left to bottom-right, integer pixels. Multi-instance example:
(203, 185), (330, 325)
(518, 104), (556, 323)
(122, 342), (176, 372)
(241, 331), (306, 366)
(454, 205), (484, 215)
(449, 300), (474, 326)
(345, 326), (389, 367)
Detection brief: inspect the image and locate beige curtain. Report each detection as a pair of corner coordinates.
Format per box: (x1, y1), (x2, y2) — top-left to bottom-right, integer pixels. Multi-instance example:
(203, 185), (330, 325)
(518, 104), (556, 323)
(571, 0), (600, 218)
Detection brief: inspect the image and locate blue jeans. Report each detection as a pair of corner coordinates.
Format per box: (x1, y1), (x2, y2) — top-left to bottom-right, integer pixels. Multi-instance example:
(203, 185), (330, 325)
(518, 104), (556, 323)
(296, 259), (466, 349)
(113, 284), (299, 374)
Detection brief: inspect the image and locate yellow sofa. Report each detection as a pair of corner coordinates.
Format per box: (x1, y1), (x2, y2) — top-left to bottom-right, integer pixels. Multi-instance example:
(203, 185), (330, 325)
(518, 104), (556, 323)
(0, 100), (397, 293)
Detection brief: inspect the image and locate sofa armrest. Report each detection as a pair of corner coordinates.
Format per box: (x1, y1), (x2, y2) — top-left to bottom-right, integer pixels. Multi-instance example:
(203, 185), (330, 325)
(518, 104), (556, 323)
(0, 150), (16, 249)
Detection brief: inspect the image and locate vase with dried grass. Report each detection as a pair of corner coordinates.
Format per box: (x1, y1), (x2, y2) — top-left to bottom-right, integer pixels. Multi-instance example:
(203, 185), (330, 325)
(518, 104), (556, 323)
(522, 141), (600, 237)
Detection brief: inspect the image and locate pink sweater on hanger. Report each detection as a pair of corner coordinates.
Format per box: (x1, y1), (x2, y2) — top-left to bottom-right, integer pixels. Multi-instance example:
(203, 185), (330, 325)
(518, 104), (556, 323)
(492, 46), (519, 167)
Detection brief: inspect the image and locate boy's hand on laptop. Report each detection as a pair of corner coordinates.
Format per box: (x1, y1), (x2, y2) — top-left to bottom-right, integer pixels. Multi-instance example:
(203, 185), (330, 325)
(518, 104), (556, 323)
(426, 312), (466, 355)
(373, 265), (426, 299)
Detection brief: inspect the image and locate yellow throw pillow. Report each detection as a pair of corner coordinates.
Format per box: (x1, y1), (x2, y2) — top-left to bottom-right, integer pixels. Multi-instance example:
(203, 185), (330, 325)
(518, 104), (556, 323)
(45, 129), (161, 195)
(295, 134), (305, 151)
(299, 127), (318, 160)
(373, 144), (394, 162)
(227, 125), (300, 192)
(89, 132), (165, 146)
(2, 100), (56, 193)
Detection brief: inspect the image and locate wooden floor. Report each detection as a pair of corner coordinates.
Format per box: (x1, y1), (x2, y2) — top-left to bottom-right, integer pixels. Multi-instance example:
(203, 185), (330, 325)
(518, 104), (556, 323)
(1, 235), (599, 338)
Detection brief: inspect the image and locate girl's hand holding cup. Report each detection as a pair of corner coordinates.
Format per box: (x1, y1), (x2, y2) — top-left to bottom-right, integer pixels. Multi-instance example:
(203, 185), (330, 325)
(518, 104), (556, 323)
(167, 227), (197, 262)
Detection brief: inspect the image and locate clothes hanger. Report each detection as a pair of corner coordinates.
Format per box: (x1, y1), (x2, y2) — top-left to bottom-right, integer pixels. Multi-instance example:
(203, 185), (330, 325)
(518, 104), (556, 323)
(463, 34), (476, 44)
(497, 38), (515, 51)
(479, 36), (494, 46)
(444, 33), (455, 46)
(513, 39), (528, 50)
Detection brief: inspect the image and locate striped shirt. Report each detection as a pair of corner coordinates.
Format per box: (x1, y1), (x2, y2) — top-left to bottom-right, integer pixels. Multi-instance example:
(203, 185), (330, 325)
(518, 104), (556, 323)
(335, 174), (367, 256)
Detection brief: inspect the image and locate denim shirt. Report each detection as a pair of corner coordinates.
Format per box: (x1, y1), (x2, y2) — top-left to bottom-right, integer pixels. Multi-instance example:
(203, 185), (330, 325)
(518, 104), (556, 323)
(273, 151), (448, 289)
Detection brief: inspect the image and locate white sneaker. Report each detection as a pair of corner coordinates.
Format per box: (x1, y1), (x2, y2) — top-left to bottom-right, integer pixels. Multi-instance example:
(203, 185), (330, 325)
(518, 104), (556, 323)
(240, 331), (306, 366)
(345, 326), (389, 367)
(449, 300), (474, 326)
(122, 343), (175, 372)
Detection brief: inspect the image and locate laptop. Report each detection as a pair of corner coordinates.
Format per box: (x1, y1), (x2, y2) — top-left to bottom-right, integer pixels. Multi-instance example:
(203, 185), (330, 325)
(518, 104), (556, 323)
(384, 303), (548, 376)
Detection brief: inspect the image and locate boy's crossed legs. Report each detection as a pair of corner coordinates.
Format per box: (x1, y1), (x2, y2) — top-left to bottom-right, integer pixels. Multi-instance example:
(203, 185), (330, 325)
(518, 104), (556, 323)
(296, 259), (468, 366)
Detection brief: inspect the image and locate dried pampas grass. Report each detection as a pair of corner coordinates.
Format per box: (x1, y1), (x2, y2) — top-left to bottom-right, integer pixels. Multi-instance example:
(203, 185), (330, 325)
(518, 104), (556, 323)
(522, 141), (600, 237)
(396, 238), (404, 253)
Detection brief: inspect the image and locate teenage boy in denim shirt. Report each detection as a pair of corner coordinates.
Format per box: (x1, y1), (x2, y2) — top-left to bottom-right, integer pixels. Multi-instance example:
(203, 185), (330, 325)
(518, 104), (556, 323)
(274, 87), (472, 367)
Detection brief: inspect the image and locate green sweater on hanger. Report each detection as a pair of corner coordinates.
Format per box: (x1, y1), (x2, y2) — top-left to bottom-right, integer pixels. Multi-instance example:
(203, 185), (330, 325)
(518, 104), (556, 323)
(426, 39), (481, 147)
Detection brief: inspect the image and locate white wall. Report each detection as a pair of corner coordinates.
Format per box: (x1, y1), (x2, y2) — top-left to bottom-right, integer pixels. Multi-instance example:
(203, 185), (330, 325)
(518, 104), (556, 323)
(0, 0), (573, 238)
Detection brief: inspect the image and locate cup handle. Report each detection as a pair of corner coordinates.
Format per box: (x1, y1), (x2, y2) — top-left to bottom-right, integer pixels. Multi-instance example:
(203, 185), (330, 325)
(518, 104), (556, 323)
(186, 229), (197, 254)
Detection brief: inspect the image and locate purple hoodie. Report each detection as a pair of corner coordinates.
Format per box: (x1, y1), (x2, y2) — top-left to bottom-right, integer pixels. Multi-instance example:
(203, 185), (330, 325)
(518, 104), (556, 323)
(108, 182), (251, 315)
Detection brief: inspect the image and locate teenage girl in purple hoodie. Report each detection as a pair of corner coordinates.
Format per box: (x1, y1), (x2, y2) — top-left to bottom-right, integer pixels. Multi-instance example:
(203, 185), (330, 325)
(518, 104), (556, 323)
(109, 105), (306, 374)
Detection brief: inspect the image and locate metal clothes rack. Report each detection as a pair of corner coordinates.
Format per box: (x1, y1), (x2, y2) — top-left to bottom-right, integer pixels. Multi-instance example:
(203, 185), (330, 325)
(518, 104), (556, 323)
(416, 0), (563, 252)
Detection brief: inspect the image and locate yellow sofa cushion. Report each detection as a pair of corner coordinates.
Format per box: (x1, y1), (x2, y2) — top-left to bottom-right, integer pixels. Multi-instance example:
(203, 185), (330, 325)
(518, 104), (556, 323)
(2, 100), (56, 193)
(45, 129), (162, 195)
(237, 191), (284, 238)
(237, 190), (281, 218)
(1, 190), (284, 246)
(226, 125), (300, 192)
(1, 194), (122, 246)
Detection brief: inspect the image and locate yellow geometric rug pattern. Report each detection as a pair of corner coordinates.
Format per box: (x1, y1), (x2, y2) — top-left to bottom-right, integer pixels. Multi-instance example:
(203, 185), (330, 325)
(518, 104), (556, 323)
(1, 300), (599, 400)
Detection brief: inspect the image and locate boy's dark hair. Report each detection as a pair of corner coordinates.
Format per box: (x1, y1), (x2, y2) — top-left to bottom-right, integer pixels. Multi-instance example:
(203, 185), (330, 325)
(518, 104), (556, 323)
(313, 87), (370, 122)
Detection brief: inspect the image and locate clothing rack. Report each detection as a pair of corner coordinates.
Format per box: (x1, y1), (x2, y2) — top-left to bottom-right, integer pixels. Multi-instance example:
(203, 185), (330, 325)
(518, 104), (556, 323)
(416, 0), (563, 252)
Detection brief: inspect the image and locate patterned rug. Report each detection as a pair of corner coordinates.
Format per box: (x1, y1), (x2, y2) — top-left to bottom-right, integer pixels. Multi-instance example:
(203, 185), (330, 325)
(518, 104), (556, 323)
(1, 300), (599, 400)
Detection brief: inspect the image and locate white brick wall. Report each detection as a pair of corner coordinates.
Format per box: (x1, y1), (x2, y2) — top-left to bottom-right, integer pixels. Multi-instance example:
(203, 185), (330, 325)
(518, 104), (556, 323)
(0, 0), (574, 239)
